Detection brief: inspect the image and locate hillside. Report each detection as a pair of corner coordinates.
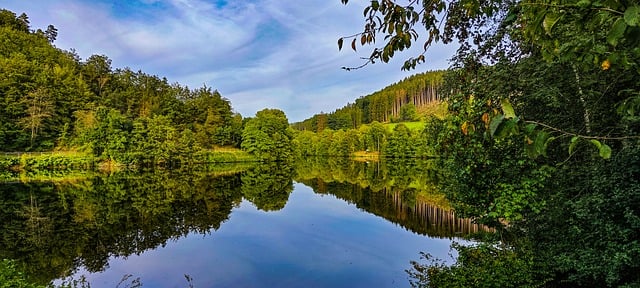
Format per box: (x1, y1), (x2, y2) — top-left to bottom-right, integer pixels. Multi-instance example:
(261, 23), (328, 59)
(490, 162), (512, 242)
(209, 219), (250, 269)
(0, 9), (242, 154)
(292, 70), (444, 132)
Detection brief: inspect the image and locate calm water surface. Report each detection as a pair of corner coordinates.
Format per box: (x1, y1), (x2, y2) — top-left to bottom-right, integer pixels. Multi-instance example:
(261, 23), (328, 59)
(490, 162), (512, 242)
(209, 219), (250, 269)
(0, 159), (486, 287)
(73, 185), (453, 287)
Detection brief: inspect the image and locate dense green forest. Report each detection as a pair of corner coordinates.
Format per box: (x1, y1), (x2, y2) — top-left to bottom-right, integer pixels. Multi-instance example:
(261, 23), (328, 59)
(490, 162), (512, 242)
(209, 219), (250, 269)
(0, 9), (293, 167)
(338, 0), (640, 286)
(3, 1), (640, 287)
(291, 71), (443, 132)
(292, 121), (433, 158)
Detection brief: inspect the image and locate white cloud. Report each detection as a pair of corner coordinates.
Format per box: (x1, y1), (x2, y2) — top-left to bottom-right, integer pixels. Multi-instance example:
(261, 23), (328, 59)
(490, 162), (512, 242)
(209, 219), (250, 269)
(0, 0), (454, 122)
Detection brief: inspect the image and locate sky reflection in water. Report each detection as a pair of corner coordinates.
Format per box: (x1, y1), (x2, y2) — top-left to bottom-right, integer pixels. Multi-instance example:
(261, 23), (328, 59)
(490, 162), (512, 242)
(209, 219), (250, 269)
(72, 183), (455, 288)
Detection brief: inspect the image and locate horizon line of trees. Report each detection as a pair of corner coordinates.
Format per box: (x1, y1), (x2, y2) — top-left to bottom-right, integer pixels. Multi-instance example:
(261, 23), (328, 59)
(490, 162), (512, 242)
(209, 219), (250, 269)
(0, 9), (301, 166)
(292, 121), (432, 158)
(291, 71), (443, 132)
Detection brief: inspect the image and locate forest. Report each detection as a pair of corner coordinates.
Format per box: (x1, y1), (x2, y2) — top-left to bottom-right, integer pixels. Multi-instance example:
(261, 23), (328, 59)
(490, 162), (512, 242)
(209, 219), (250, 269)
(2, 0), (640, 286)
(0, 9), (296, 168)
(291, 71), (443, 132)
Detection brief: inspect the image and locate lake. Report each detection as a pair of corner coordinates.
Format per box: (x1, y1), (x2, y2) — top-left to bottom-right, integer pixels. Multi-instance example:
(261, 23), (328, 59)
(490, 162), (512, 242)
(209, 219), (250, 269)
(0, 159), (488, 287)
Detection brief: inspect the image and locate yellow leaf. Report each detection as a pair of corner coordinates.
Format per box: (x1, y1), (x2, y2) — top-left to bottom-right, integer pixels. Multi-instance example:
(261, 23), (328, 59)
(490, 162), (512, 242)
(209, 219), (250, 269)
(481, 113), (490, 125)
(461, 121), (469, 135)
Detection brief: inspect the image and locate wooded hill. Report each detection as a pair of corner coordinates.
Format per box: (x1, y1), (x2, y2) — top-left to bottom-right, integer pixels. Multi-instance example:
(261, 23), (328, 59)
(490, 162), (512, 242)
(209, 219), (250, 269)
(292, 70), (443, 132)
(0, 9), (242, 156)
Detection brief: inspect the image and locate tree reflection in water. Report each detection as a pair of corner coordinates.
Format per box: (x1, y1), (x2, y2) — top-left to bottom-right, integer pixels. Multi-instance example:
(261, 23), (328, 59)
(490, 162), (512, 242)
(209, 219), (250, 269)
(0, 159), (487, 286)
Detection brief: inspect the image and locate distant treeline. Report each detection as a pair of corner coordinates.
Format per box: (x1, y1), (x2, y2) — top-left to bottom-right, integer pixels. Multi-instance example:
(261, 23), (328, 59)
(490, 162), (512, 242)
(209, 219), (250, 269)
(291, 71), (443, 132)
(293, 121), (433, 158)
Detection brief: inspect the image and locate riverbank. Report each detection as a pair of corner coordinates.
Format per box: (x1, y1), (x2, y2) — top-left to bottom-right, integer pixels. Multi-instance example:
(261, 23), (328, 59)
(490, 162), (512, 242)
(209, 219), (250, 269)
(0, 149), (257, 172)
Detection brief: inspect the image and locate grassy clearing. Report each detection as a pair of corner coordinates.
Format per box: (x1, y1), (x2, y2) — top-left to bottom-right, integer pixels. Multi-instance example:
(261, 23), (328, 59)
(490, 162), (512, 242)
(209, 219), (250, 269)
(385, 121), (426, 132)
(416, 191), (451, 210)
(417, 101), (448, 120)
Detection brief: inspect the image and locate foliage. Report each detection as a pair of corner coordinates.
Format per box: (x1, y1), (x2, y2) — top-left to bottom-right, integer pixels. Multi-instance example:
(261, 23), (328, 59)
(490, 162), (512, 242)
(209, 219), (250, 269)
(292, 71), (443, 131)
(241, 109), (294, 162)
(407, 243), (538, 288)
(0, 259), (44, 288)
(0, 9), (245, 161)
(339, 0), (640, 286)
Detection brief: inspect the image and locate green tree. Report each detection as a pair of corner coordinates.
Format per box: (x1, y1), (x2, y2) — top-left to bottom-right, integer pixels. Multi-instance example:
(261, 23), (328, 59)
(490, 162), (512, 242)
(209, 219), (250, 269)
(19, 88), (53, 149)
(400, 103), (418, 121)
(365, 121), (387, 152)
(241, 109), (293, 161)
(340, 0), (640, 286)
(384, 123), (414, 157)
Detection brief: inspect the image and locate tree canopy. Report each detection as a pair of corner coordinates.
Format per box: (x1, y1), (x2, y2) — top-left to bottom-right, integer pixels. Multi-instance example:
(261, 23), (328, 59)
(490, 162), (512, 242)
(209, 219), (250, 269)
(340, 0), (640, 287)
(0, 9), (244, 165)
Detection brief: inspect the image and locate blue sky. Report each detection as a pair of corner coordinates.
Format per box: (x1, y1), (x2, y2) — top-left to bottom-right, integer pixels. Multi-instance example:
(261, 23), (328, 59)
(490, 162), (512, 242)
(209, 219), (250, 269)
(1, 0), (453, 122)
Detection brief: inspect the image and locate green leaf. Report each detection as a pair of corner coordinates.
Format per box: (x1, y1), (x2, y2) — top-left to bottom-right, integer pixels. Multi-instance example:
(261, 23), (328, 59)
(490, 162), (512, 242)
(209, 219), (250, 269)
(569, 136), (579, 154)
(543, 12), (561, 35)
(495, 119), (517, 138)
(624, 5), (640, 27)
(599, 143), (612, 159)
(500, 99), (516, 119)
(524, 123), (537, 135)
(534, 131), (550, 157)
(489, 114), (505, 137)
(576, 0), (591, 8)
(607, 18), (627, 46)
(525, 137), (537, 158)
(590, 139), (614, 159)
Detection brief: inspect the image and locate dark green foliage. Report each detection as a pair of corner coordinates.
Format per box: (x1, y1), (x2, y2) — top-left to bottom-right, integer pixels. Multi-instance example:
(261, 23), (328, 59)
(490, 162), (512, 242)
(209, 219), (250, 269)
(0, 9), (244, 160)
(525, 146), (640, 287)
(0, 259), (44, 288)
(407, 243), (538, 288)
(241, 109), (294, 162)
(336, 0), (640, 286)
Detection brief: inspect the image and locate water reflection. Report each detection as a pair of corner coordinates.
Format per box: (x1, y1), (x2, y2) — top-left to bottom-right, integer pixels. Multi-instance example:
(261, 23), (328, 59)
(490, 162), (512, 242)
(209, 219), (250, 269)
(0, 159), (486, 286)
(295, 158), (493, 238)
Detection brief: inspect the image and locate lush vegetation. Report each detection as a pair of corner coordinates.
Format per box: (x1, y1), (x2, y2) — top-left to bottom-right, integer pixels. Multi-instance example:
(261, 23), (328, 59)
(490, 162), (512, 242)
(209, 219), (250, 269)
(291, 71), (443, 131)
(340, 0), (640, 286)
(0, 9), (300, 167)
(292, 120), (437, 158)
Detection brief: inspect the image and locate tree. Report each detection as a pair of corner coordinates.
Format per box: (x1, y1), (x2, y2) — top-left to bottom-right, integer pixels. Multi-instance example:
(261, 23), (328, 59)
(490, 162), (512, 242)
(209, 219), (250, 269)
(400, 103), (418, 122)
(340, 0), (640, 286)
(365, 121), (387, 152)
(241, 109), (293, 161)
(19, 88), (53, 149)
(384, 123), (414, 157)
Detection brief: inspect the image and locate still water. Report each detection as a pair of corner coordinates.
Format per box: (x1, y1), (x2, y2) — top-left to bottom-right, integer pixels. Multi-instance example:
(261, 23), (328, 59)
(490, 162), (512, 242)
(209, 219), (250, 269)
(0, 159), (488, 287)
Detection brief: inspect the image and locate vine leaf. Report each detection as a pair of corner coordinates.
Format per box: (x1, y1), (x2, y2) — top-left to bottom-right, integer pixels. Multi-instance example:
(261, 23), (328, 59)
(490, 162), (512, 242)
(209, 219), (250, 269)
(589, 139), (612, 159)
(624, 5), (640, 27)
(543, 12), (561, 35)
(489, 114), (505, 137)
(607, 18), (627, 46)
(500, 99), (516, 119)
(569, 136), (579, 154)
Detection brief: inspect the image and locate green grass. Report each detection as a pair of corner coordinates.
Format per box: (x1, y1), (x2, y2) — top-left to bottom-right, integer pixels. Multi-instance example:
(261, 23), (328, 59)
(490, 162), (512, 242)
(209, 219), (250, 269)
(385, 121), (426, 132)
